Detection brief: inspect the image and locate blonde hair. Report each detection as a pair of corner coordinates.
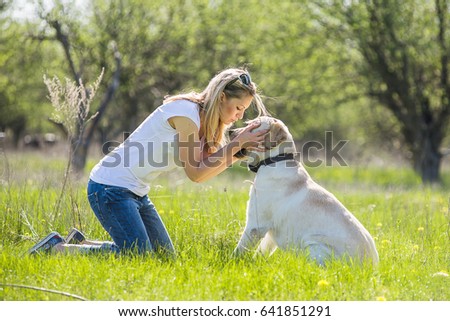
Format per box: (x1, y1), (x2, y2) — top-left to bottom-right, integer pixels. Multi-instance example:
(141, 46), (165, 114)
(164, 68), (268, 152)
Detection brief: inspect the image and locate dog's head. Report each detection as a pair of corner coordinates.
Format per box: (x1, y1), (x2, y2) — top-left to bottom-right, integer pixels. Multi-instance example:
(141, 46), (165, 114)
(232, 116), (295, 163)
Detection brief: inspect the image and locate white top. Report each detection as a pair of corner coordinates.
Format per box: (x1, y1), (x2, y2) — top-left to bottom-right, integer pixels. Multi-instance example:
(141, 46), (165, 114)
(90, 100), (201, 196)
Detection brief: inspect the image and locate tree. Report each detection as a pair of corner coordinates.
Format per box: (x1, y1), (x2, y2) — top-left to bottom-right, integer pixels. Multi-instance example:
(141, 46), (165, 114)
(0, 2), (26, 145)
(33, 1), (121, 173)
(247, 0), (358, 140)
(0, 2), (59, 146)
(315, 0), (450, 183)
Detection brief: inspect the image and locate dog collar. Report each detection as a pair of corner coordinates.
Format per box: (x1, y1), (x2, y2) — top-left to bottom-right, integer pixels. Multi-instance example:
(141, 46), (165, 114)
(248, 153), (296, 173)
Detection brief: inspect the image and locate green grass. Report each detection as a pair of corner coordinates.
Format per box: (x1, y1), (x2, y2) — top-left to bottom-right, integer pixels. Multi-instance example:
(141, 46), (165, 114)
(0, 151), (449, 301)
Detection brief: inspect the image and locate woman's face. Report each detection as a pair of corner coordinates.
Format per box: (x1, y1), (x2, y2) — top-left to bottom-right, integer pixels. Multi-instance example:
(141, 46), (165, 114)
(219, 93), (253, 125)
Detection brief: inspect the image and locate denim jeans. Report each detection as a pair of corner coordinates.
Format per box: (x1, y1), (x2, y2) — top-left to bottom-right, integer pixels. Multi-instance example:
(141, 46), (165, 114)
(86, 179), (175, 255)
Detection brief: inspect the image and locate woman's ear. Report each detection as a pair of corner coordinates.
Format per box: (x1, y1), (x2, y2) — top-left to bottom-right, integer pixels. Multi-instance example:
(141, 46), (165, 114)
(220, 92), (226, 102)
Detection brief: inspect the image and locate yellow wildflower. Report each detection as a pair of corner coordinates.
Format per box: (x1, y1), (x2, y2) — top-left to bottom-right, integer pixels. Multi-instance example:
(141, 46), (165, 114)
(317, 280), (330, 288)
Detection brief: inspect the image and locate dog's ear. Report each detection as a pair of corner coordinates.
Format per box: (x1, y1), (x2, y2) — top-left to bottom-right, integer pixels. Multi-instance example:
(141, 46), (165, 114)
(263, 121), (288, 150)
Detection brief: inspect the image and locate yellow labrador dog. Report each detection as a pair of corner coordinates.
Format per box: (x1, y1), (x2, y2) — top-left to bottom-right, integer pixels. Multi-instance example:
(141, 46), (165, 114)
(233, 116), (379, 265)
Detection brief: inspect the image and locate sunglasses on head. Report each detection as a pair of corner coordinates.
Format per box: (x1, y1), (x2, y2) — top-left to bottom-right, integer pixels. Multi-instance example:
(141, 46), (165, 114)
(227, 73), (252, 87)
(238, 73), (252, 86)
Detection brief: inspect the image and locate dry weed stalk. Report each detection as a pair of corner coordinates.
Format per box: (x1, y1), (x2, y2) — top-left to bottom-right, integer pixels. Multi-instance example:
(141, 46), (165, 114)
(43, 70), (104, 218)
(44, 71), (103, 138)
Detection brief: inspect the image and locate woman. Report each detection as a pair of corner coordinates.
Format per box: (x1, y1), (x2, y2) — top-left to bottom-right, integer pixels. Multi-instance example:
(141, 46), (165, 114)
(29, 67), (269, 255)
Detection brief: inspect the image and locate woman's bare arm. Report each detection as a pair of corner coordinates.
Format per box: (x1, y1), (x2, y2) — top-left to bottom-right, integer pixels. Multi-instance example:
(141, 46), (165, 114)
(170, 116), (265, 183)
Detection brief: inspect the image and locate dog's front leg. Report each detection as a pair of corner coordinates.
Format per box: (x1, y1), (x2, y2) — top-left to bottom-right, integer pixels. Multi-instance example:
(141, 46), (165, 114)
(233, 195), (269, 255)
(233, 224), (268, 256)
(233, 184), (271, 256)
(233, 225), (268, 255)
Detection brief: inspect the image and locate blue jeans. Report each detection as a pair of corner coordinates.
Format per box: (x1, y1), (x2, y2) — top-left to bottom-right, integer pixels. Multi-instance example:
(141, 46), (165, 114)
(87, 179), (175, 255)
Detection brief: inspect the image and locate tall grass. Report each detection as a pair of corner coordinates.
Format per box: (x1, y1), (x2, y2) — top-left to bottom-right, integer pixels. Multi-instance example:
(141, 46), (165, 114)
(0, 151), (449, 300)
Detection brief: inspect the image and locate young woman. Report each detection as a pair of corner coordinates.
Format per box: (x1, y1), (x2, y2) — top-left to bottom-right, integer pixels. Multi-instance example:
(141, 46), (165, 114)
(29, 68), (269, 255)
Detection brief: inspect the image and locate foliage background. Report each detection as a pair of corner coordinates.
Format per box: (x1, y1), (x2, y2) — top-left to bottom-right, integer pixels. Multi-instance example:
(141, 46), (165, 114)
(2, 0), (449, 178)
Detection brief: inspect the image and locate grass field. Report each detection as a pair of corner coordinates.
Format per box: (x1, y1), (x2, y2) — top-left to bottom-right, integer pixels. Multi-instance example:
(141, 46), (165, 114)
(0, 151), (449, 301)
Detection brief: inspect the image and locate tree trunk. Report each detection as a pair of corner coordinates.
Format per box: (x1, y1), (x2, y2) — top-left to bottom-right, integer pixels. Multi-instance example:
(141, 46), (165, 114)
(70, 44), (121, 175)
(412, 134), (442, 184)
(71, 138), (89, 175)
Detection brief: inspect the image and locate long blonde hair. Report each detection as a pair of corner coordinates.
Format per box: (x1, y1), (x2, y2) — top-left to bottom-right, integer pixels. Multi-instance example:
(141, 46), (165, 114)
(164, 68), (268, 152)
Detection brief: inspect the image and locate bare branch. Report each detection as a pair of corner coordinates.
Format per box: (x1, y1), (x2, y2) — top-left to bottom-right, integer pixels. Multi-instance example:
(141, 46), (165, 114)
(0, 283), (87, 301)
(84, 42), (121, 147)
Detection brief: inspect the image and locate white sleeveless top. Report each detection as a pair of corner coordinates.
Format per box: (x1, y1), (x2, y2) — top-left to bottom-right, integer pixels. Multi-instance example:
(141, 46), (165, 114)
(90, 100), (201, 196)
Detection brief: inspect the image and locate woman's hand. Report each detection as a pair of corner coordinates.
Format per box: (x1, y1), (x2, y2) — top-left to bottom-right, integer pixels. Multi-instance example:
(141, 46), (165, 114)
(231, 121), (269, 151)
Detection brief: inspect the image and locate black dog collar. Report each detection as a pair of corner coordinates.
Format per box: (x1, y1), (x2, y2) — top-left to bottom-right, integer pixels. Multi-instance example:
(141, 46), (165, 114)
(248, 153), (296, 173)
